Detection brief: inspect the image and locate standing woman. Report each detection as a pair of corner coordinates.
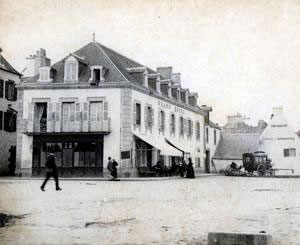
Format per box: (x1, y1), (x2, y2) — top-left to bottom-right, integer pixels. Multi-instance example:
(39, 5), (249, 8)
(186, 158), (195, 179)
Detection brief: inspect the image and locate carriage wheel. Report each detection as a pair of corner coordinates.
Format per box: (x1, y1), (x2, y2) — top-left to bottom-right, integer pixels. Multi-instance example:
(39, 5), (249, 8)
(257, 164), (266, 176)
(269, 169), (275, 176)
(225, 165), (232, 176)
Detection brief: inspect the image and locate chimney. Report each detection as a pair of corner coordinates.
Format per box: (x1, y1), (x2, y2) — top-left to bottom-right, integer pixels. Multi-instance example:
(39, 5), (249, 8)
(23, 48), (51, 77)
(144, 70), (148, 88)
(271, 106), (287, 125)
(171, 73), (181, 85)
(157, 66), (173, 79)
(168, 84), (172, 98)
(188, 93), (198, 107)
(34, 48), (51, 75)
(156, 76), (161, 94)
(185, 91), (189, 105)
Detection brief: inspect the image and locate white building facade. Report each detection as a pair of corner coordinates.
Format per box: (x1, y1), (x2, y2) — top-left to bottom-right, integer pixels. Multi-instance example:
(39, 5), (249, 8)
(16, 41), (210, 177)
(259, 107), (300, 175)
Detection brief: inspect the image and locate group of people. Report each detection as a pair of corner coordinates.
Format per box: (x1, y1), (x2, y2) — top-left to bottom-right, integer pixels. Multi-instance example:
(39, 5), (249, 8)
(40, 151), (194, 191)
(152, 158), (195, 178)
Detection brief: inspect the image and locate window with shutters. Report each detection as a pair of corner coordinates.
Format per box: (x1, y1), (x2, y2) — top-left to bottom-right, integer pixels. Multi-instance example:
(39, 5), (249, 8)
(89, 101), (104, 131)
(147, 106), (152, 127)
(33, 103), (47, 132)
(135, 103), (141, 125)
(214, 129), (217, 145)
(170, 113), (175, 134)
(62, 102), (75, 131)
(159, 110), (165, 131)
(0, 111), (2, 130)
(4, 110), (16, 132)
(0, 79), (3, 98)
(144, 105), (154, 128)
(196, 122), (200, 141)
(187, 119), (192, 138)
(283, 148), (296, 157)
(5, 80), (17, 101)
(179, 117), (184, 136)
(206, 127), (209, 144)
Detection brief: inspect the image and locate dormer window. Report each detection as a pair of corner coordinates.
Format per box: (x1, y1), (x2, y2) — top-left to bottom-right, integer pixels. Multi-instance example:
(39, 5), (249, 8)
(89, 66), (107, 85)
(38, 67), (52, 82)
(64, 56), (79, 82)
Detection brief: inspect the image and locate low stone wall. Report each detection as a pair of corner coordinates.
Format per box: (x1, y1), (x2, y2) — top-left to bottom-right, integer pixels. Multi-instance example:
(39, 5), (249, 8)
(208, 232), (272, 245)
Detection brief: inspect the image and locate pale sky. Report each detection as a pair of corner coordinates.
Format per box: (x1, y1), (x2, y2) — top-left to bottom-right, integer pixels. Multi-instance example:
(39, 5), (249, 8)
(1, 0), (300, 129)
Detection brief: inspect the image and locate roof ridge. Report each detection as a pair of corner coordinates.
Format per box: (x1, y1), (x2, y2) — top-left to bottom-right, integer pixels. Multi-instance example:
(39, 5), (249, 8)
(97, 42), (156, 73)
(93, 42), (129, 82)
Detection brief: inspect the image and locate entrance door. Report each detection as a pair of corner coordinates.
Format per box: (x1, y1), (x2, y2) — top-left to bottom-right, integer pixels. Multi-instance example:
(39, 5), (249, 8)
(89, 101), (103, 131)
(205, 150), (210, 173)
(62, 102), (75, 132)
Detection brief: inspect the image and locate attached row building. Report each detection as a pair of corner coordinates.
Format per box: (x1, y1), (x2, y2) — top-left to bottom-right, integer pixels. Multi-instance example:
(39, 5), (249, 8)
(0, 48), (21, 175)
(17, 41), (217, 177)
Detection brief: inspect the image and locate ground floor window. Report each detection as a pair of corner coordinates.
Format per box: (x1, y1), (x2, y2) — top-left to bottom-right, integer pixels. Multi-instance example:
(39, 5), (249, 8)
(283, 148), (296, 157)
(32, 136), (103, 172)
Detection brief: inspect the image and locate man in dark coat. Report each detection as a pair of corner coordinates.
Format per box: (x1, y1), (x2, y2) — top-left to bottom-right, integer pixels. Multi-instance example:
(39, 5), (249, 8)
(186, 158), (195, 179)
(40, 150), (62, 191)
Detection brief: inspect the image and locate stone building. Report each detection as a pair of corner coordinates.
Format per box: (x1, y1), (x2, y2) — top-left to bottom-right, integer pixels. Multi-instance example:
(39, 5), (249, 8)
(16, 41), (212, 177)
(0, 48), (22, 175)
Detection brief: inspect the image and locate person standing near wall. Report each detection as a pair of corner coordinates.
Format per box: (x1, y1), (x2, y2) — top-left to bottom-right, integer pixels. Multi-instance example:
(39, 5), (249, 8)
(186, 158), (195, 179)
(107, 157), (119, 180)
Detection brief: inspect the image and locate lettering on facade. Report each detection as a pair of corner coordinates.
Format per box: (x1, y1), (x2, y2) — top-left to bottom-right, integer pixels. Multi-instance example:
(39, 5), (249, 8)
(158, 100), (185, 115)
(271, 124), (287, 127)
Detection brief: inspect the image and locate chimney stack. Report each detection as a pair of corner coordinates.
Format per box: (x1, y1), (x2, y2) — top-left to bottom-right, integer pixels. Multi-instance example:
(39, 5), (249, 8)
(23, 48), (51, 77)
(171, 73), (181, 85)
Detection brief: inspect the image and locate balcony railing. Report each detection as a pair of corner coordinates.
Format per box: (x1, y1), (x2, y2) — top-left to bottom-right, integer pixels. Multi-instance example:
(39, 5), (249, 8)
(24, 117), (111, 134)
(33, 118), (47, 133)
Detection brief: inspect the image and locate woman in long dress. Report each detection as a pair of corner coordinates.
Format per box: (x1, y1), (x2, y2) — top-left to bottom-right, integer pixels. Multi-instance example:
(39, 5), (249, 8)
(186, 158), (195, 179)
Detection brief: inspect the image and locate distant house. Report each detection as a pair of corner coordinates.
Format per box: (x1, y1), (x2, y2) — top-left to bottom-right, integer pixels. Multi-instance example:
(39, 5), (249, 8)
(259, 107), (300, 175)
(212, 113), (267, 171)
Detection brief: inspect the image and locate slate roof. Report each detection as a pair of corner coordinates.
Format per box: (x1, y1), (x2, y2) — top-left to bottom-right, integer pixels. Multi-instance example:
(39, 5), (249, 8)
(24, 41), (156, 85)
(213, 133), (260, 160)
(0, 55), (22, 76)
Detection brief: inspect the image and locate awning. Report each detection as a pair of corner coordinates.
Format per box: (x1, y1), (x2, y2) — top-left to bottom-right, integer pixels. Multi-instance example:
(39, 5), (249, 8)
(165, 138), (190, 154)
(166, 138), (206, 158)
(133, 132), (182, 156)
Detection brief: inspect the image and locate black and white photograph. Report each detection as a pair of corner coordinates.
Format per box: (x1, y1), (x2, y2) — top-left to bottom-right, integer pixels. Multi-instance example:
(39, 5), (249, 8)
(1, 0), (300, 244)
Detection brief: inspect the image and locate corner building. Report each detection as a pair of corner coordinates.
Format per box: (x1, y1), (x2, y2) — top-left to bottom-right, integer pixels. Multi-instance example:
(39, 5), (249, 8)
(17, 41), (209, 177)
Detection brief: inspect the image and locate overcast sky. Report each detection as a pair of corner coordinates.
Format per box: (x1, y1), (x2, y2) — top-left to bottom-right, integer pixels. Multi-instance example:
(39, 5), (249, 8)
(1, 0), (300, 129)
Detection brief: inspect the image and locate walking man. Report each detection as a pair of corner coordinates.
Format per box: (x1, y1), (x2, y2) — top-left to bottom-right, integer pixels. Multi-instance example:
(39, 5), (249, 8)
(40, 150), (62, 191)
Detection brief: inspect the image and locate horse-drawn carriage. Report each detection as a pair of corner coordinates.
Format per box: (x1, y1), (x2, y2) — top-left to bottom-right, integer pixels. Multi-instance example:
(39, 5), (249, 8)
(225, 151), (275, 176)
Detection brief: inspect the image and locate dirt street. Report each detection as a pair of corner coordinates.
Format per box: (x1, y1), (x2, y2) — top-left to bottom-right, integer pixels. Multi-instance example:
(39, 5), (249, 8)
(0, 176), (299, 244)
